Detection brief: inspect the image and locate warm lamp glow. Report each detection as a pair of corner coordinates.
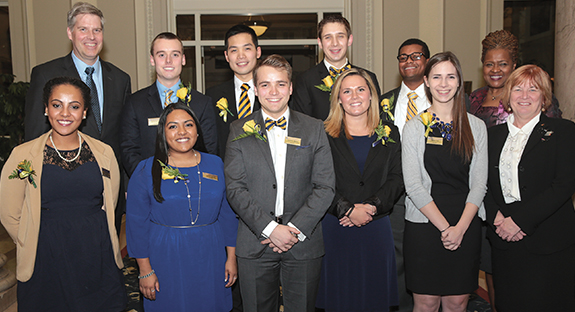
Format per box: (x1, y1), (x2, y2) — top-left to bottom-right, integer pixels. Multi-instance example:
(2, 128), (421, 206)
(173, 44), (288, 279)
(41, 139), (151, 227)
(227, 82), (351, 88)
(243, 17), (269, 37)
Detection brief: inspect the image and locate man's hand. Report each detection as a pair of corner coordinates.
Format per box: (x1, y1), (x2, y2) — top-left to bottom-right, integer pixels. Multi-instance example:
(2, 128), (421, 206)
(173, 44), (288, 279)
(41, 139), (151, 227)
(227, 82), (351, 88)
(260, 225), (300, 253)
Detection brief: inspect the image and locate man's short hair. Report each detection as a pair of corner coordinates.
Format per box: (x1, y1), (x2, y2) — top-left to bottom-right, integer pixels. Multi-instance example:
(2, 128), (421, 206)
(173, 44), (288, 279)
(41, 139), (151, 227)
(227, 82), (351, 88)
(225, 25), (259, 50)
(67, 2), (105, 29)
(150, 32), (183, 55)
(253, 54), (292, 84)
(317, 15), (351, 38)
(398, 38), (430, 59)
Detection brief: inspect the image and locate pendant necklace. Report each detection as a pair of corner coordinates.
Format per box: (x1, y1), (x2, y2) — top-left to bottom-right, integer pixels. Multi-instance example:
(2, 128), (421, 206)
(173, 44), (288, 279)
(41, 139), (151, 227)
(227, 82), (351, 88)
(172, 151), (201, 225)
(49, 132), (82, 162)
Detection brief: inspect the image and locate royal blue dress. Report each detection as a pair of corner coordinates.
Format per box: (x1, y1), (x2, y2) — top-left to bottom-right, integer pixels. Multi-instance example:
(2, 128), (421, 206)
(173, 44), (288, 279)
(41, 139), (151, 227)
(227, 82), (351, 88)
(126, 153), (238, 312)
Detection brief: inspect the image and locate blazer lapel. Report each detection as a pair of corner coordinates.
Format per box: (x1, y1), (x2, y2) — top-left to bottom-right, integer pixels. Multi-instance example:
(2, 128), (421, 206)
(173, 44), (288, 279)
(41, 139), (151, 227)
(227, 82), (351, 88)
(252, 111), (275, 174)
(522, 114), (547, 157)
(147, 84), (164, 116)
(331, 130), (361, 177)
(489, 125), (509, 202)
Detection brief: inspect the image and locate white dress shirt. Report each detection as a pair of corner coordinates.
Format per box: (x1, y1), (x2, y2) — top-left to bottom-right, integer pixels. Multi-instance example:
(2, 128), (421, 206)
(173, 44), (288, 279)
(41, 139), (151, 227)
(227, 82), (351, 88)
(499, 113), (540, 204)
(395, 81), (431, 136)
(323, 58), (349, 72)
(260, 109), (306, 241)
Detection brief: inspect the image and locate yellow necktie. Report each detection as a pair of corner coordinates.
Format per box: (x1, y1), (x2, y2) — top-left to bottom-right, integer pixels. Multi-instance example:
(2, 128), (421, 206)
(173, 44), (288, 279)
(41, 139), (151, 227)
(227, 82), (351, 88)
(329, 64), (352, 77)
(164, 90), (174, 107)
(406, 91), (418, 121)
(238, 83), (252, 119)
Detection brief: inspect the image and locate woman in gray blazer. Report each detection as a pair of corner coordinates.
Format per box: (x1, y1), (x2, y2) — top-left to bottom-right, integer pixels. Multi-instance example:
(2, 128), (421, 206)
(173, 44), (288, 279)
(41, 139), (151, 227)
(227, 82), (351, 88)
(402, 52), (487, 312)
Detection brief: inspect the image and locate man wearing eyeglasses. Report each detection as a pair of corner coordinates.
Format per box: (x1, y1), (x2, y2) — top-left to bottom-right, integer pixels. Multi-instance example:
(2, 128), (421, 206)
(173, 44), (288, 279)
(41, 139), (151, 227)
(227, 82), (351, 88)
(380, 38), (430, 312)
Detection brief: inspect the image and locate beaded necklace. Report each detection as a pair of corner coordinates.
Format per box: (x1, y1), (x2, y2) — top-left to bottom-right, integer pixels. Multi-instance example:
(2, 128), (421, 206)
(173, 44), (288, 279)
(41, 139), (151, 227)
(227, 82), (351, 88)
(431, 113), (453, 141)
(171, 151), (201, 225)
(49, 132), (82, 162)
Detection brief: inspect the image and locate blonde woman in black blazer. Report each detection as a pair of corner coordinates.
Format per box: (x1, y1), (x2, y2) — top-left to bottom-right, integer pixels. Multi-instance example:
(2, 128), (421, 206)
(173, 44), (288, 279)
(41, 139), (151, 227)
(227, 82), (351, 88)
(485, 65), (575, 311)
(317, 68), (403, 311)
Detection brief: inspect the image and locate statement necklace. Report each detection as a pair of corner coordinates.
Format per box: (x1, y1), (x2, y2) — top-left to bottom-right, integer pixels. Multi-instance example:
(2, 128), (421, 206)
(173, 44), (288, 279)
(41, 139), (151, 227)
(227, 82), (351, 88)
(489, 89), (501, 101)
(171, 151), (201, 225)
(49, 132), (82, 162)
(431, 113), (453, 141)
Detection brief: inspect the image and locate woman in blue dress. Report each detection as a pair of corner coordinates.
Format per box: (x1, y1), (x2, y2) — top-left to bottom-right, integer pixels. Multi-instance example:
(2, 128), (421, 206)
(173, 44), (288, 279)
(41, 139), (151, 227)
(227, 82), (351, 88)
(317, 68), (402, 311)
(126, 103), (238, 311)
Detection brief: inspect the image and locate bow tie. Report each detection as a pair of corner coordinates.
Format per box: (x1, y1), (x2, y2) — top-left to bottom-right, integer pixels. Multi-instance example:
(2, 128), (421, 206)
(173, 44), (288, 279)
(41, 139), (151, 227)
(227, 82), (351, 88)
(329, 64), (351, 77)
(265, 117), (287, 131)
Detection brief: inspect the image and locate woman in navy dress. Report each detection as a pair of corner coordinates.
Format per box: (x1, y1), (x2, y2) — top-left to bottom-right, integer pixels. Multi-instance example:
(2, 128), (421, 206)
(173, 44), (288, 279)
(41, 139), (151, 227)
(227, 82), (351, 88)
(402, 52), (487, 312)
(0, 77), (125, 311)
(126, 103), (238, 311)
(317, 68), (402, 311)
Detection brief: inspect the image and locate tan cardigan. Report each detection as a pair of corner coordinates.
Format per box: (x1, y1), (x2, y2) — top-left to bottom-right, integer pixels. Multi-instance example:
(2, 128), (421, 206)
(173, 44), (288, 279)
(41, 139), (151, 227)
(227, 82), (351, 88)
(0, 131), (123, 282)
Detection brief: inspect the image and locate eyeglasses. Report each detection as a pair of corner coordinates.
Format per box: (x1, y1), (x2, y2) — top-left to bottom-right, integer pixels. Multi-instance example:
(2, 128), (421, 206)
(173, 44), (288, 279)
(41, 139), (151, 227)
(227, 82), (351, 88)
(397, 52), (425, 62)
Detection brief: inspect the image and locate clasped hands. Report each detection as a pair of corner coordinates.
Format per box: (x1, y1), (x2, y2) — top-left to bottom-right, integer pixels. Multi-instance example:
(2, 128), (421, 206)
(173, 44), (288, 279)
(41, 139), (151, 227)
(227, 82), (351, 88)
(339, 204), (376, 227)
(494, 211), (526, 242)
(261, 224), (300, 253)
(440, 225), (464, 251)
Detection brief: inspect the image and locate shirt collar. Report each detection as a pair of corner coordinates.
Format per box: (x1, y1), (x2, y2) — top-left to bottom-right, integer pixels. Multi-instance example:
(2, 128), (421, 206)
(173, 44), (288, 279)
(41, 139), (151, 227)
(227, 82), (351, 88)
(507, 113), (541, 137)
(156, 79), (182, 95)
(234, 76), (254, 91)
(262, 108), (290, 125)
(323, 58), (349, 72)
(71, 51), (101, 76)
(400, 81), (426, 99)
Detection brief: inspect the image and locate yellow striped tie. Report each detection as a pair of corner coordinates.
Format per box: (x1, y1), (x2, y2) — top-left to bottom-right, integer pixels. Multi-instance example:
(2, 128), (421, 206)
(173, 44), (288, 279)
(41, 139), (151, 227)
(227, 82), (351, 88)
(329, 64), (352, 77)
(164, 90), (174, 107)
(406, 91), (418, 121)
(265, 117), (287, 131)
(238, 84), (252, 119)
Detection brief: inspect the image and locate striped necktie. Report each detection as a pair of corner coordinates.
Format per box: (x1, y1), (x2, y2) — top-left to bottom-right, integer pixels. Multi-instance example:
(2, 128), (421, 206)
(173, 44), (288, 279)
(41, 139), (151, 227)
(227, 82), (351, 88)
(238, 83), (252, 119)
(265, 117), (287, 131)
(329, 64), (352, 77)
(406, 91), (418, 121)
(164, 90), (173, 107)
(85, 67), (102, 133)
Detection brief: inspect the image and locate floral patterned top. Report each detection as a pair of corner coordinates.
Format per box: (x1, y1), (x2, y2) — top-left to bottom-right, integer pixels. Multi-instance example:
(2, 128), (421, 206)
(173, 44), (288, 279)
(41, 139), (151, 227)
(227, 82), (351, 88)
(469, 86), (562, 128)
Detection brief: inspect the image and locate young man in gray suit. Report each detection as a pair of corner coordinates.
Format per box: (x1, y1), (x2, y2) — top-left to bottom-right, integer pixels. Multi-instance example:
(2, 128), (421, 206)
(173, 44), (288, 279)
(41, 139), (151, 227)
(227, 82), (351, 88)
(225, 55), (335, 312)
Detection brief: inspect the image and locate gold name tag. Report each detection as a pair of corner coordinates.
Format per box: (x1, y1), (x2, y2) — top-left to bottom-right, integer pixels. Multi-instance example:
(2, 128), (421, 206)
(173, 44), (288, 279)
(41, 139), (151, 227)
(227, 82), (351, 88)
(285, 136), (301, 146)
(426, 136), (443, 145)
(148, 117), (159, 126)
(202, 172), (218, 181)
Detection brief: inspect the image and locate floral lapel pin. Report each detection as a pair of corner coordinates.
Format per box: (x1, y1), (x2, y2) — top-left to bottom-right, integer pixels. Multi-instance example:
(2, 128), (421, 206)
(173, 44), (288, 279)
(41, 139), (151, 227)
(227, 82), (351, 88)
(380, 95), (395, 121)
(8, 159), (37, 188)
(315, 75), (336, 93)
(176, 82), (193, 106)
(216, 97), (234, 122)
(372, 120), (396, 147)
(538, 123), (554, 142)
(158, 160), (189, 183)
(232, 120), (267, 143)
(420, 111), (437, 138)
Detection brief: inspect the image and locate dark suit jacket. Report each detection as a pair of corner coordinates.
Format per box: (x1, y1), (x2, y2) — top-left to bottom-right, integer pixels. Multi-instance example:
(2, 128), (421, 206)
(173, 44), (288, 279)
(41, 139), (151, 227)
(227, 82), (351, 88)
(120, 83), (218, 176)
(24, 52), (131, 160)
(224, 109), (335, 260)
(484, 114), (575, 254)
(205, 79), (260, 159)
(327, 122), (404, 219)
(292, 62), (381, 121)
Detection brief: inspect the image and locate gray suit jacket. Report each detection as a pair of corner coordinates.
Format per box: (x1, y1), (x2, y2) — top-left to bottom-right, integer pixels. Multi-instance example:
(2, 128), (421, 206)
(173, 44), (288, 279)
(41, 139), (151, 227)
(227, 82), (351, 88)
(224, 109), (335, 260)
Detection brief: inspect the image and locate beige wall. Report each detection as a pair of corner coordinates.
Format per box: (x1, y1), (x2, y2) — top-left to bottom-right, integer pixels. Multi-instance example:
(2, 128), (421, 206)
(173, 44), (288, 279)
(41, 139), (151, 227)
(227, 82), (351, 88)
(9, 0), (504, 95)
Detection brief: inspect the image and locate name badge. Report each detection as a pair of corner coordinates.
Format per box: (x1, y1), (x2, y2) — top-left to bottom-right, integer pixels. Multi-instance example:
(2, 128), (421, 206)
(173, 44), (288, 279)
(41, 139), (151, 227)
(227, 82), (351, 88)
(285, 136), (301, 146)
(426, 136), (443, 145)
(202, 172), (218, 181)
(148, 117), (159, 126)
(102, 168), (111, 179)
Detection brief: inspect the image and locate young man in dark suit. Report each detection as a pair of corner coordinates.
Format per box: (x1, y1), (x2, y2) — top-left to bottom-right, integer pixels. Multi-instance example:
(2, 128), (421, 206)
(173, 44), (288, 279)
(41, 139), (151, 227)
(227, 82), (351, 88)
(24, 2), (131, 233)
(225, 55), (335, 312)
(121, 32), (217, 177)
(291, 15), (381, 120)
(380, 38), (430, 312)
(206, 25), (261, 159)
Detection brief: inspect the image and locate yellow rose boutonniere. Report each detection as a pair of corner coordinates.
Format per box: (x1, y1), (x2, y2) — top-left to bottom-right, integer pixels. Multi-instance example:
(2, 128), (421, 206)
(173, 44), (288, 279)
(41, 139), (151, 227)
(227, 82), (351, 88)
(216, 98), (234, 122)
(157, 160), (189, 183)
(372, 120), (396, 147)
(233, 120), (267, 142)
(176, 82), (193, 106)
(315, 75), (337, 92)
(420, 111), (437, 138)
(8, 159), (37, 188)
(380, 95), (395, 121)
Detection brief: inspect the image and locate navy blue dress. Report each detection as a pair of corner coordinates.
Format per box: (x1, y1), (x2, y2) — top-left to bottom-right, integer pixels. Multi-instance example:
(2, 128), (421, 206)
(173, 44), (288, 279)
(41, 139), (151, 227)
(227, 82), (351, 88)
(126, 154), (238, 312)
(17, 143), (126, 312)
(317, 134), (398, 311)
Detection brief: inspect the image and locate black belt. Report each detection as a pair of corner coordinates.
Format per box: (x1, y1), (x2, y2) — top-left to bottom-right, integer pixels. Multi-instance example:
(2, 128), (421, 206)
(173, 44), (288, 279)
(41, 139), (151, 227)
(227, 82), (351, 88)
(151, 220), (215, 228)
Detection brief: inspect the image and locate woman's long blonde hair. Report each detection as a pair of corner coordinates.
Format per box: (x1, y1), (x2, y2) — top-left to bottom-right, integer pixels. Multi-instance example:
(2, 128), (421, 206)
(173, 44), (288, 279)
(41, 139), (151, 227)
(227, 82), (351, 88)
(324, 68), (380, 139)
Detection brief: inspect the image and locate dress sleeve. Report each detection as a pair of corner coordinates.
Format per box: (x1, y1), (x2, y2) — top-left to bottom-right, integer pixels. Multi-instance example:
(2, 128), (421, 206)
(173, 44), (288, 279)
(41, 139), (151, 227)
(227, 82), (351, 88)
(125, 160), (153, 258)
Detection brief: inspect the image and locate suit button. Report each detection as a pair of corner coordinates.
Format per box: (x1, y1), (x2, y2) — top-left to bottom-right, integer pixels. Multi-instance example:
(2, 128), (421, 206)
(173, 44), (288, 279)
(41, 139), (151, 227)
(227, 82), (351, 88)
(519, 166), (524, 172)
(272, 184), (276, 189)
(521, 186), (527, 191)
(359, 181), (364, 186)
